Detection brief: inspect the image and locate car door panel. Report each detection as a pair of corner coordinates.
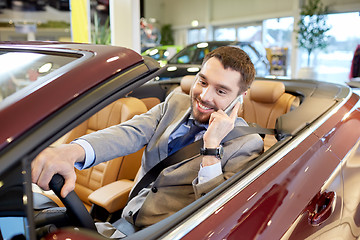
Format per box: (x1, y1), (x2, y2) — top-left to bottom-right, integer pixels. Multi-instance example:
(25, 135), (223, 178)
(182, 131), (342, 239)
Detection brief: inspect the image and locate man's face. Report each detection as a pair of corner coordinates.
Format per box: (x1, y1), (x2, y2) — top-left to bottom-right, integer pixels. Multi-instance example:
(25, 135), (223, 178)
(191, 57), (242, 123)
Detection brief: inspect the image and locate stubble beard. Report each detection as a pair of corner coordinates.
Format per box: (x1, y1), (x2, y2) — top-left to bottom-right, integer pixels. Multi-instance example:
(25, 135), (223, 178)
(190, 96), (217, 124)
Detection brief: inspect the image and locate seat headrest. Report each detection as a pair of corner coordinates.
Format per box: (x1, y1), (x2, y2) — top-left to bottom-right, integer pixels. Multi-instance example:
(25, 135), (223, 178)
(249, 80), (285, 103)
(180, 75), (196, 94)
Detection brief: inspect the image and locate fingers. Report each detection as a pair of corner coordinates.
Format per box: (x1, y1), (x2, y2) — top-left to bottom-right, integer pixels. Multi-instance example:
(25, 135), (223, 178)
(209, 111), (216, 125)
(31, 149), (54, 191)
(31, 145), (78, 197)
(210, 101), (240, 124)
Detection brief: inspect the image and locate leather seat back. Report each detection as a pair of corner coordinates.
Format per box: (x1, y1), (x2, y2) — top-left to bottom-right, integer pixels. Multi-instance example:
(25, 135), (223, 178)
(241, 80), (296, 128)
(240, 80), (298, 149)
(140, 97), (161, 110)
(173, 75), (196, 94)
(61, 97), (148, 209)
(180, 75), (196, 94)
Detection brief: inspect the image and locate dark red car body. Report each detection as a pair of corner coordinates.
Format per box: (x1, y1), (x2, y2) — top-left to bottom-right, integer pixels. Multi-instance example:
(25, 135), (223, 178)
(0, 42), (359, 240)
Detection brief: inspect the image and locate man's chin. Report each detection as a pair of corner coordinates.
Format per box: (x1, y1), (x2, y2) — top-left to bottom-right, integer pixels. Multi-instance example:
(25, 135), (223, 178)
(191, 100), (211, 123)
(192, 111), (210, 124)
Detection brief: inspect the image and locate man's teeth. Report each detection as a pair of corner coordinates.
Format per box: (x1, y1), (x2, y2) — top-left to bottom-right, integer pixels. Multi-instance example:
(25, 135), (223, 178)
(198, 102), (211, 110)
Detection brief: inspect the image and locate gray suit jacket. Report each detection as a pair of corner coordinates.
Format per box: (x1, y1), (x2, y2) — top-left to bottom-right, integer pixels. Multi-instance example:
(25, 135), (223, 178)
(80, 92), (264, 228)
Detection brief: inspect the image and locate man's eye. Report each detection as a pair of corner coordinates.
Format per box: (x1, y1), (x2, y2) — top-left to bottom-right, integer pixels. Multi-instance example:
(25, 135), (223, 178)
(218, 89), (226, 95)
(199, 80), (207, 86)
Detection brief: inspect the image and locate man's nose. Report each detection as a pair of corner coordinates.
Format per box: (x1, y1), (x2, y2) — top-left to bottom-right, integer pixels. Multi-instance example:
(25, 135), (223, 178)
(200, 87), (213, 102)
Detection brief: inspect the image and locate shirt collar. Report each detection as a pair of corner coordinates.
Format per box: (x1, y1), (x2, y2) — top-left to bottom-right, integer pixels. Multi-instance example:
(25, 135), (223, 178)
(188, 114), (208, 129)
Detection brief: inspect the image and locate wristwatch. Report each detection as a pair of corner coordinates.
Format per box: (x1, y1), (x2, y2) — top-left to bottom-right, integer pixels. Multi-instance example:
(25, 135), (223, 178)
(200, 145), (224, 159)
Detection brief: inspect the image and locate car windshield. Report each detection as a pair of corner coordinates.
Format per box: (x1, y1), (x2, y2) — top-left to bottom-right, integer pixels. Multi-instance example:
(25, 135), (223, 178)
(0, 51), (80, 103)
(168, 45), (197, 64)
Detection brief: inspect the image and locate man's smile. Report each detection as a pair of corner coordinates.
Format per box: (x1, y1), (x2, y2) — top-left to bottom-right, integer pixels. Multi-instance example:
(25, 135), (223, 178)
(195, 99), (217, 113)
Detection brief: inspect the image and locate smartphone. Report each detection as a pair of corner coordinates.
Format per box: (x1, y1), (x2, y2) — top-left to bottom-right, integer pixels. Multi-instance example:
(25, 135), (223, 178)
(224, 95), (243, 115)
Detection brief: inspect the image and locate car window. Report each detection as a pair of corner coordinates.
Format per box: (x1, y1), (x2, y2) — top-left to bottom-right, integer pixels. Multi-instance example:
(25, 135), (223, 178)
(169, 45), (197, 64)
(0, 217), (29, 239)
(193, 45), (222, 64)
(240, 45), (260, 64)
(0, 51), (80, 102)
(196, 49), (205, 63)
(193, 44), (226, 64)
(144, 49), (162, 60)
(152, 52), (161, 60)
(193, 48), (206, 64)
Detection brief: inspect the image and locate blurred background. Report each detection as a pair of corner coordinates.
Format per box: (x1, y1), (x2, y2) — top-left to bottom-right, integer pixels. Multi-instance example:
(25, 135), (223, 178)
(0, 0), (359, 85)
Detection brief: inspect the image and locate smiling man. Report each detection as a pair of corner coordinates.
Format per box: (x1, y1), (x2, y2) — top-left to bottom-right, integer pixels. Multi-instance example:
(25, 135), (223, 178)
(32, 46), (264, 237)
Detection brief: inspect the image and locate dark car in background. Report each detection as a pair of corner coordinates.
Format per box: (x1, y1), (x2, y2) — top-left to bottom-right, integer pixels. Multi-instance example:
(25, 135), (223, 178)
(0, 42), (360, 240)
(48, 0), (69, 11)
(158, 41), (270, 80)
(0, 0), (6, 8)
(27, 0), (46, 8)
(5, 0), (47, 10)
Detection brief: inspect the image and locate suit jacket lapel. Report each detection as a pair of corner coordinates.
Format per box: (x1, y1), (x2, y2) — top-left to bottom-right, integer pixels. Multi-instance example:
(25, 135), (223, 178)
(158, 107), (192, 160)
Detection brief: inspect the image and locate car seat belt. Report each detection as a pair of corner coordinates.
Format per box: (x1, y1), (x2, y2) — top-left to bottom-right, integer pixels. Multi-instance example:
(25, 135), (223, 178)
(127, 125), (276, 203)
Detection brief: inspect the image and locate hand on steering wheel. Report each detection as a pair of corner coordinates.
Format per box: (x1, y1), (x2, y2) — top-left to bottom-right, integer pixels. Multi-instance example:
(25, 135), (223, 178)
(49, 174), (96, 231)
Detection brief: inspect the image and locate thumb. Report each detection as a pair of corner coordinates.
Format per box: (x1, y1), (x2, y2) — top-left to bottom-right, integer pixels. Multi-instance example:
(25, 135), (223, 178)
(60, 175), (76, 198)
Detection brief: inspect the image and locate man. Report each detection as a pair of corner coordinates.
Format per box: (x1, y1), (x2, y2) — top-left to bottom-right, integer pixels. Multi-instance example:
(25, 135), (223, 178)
(32, 46), (264, 236)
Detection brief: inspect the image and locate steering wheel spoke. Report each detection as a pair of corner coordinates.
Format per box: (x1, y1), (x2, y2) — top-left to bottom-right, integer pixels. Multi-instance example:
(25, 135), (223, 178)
(49, 174), (97, 231)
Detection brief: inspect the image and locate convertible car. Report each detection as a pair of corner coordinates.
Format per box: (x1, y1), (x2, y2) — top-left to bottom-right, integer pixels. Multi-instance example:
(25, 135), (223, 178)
(0, 42), (359, 240)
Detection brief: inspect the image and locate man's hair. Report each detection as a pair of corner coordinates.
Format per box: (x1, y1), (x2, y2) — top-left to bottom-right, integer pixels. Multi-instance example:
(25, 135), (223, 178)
(202, 46), (255, 93)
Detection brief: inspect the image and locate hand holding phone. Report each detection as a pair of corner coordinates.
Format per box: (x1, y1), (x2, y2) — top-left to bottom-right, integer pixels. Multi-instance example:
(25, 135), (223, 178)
(224, 95), (243, 116)
(203, 95), (242, 157)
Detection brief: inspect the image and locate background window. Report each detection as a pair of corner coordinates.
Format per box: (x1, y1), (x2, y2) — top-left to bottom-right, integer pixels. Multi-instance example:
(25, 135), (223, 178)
(237, 25), (262, 42)
(214, 27), (236, 41)
(263, 17), (294, 76)
(302, 12), (360, 84)
(188, 28), (207, 44)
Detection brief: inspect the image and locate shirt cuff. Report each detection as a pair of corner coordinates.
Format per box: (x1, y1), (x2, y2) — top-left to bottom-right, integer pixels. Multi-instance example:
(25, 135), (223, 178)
(71, 139), (95, 170)
(198, 162), (222, 184)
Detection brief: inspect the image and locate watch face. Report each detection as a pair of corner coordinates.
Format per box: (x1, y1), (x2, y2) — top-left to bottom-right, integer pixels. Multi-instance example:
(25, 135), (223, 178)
(217, 146), (224, 159)
(200, 146), (223, 159)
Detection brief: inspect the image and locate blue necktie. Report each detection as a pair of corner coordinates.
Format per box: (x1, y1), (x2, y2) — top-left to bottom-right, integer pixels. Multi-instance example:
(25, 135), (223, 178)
(168, 121), (205, 156)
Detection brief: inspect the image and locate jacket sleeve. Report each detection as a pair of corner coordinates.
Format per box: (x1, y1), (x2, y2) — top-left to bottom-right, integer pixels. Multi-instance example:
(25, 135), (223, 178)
(192, 133), (264, 198)
(79, 100), (166, 167)
(78, 91), (188, 168)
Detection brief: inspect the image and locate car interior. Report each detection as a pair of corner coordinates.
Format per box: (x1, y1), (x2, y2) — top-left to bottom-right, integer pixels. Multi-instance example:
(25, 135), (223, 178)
(32, 75), (303, 232)
(28, 68), (354, 239)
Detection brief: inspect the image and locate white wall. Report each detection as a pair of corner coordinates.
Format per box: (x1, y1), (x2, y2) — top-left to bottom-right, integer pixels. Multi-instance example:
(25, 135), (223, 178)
(145, 0), (360, 45)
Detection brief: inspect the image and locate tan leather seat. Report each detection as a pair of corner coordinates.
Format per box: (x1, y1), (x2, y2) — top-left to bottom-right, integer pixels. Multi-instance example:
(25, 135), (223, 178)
(173, 75), (196, 94)
(140, 97), (161, 110)
(240, 80), (298, 150)
(51, 97), (148, 211)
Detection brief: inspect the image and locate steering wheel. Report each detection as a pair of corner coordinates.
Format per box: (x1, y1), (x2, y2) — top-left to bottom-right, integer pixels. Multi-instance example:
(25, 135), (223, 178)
(49, 174), (97, 231)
